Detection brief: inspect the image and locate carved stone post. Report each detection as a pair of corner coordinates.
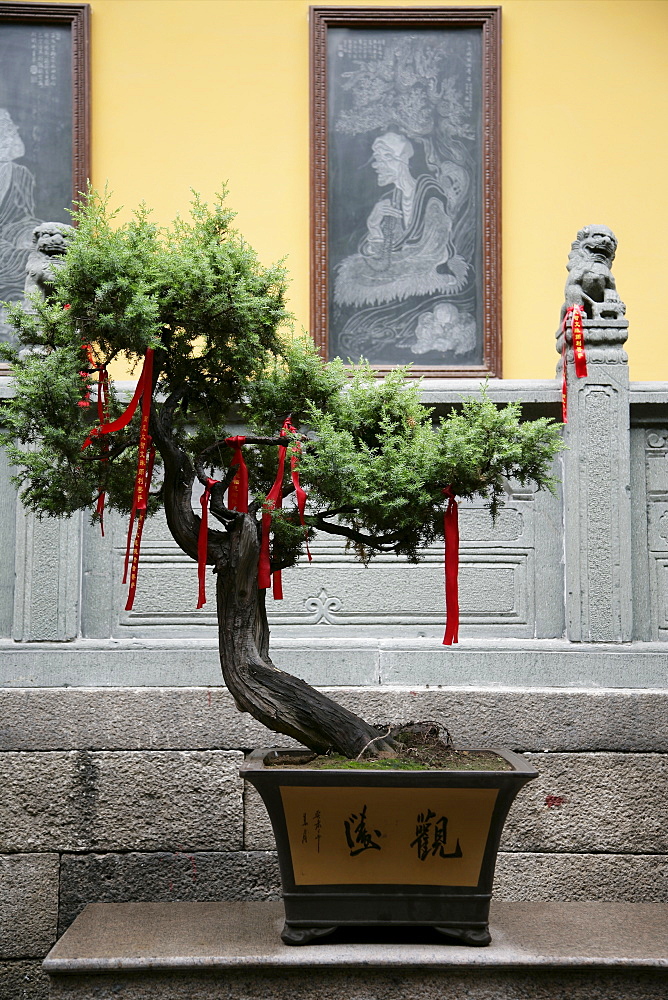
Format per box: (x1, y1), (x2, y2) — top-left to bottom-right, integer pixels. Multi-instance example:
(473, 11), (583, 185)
(557, 226), (632, 642)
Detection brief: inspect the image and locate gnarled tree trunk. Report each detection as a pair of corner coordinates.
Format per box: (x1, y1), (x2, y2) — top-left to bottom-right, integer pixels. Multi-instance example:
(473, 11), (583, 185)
(216, 512), (395, 756)
(152, 405), (396, 758)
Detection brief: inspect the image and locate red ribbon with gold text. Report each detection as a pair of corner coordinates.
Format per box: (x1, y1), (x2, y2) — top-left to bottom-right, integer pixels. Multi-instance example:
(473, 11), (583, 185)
(561, 305), (588, 422)
(81, 349), (155, 611)
(288, 428), (312, 566)
(122, 350), (155, 610)
(124, 443), (156, 611)
(443, 486), (460, 645)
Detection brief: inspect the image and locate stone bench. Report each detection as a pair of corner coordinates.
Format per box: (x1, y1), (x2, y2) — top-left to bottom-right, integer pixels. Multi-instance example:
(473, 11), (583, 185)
(44, 900), (668, 999)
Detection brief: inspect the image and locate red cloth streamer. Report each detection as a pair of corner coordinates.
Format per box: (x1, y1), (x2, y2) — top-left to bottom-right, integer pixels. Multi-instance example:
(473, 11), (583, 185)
(561, 306), (588, 423)
(78, 347), (156, 609)
(442, 486), (460, 646)
(561, 331), (568, 424)
(258, 420), (313, 599)
(197, 477), (219, 609)
(571, 305), (588, 378)
(258, 421), (290, 597)
(225, 436), (248, 512)
(116, 350), (155, 611)
(81, 351), (152, 450)
(124, 444), (156, 611)
(289, 436), (312, 564)
(93, 349), (111, 535)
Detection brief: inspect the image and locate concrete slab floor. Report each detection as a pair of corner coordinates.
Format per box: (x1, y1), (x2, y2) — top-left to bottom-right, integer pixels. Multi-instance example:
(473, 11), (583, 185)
(43, 900), (668, 974)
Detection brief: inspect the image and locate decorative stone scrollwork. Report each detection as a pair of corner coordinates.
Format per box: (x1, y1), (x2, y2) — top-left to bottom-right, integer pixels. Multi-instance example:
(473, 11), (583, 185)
(658, 512), (668, 541)
(303, 588), (344, 624)
(646, 431), (668, 453)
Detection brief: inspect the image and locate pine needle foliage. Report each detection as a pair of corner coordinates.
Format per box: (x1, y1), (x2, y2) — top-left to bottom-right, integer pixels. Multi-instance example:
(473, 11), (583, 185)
(1, 187), (563, 565)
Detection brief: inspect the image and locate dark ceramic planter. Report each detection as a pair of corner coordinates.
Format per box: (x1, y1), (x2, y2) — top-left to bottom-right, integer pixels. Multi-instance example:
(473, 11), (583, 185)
(241, 747), (537, 946)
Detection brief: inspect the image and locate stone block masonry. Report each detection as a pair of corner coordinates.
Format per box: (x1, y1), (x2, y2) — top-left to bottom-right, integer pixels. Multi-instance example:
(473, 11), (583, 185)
(0, 685), (666, 1000)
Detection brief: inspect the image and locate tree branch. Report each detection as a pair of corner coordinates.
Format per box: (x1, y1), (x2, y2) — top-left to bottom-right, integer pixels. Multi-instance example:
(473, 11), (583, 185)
(150, 388), (227, 564)
(79, 437), (139, 464)
(313, 518), (400, 550)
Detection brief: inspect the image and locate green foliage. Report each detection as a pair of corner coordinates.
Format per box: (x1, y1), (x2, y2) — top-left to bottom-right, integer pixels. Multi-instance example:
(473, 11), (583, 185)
(1, 186), (564, 571)
(297, 367), (563, 560)
(246, 334), (347, 432)
(1, 187), (292, 516)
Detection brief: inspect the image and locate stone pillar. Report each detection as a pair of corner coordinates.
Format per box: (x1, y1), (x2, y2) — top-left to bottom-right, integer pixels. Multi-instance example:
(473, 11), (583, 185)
(559, 315), (632, 642)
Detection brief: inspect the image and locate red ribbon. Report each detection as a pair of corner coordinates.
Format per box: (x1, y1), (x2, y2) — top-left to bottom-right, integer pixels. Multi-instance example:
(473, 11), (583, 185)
(443, 486), (459, 646)
(289, 435), (312, 565)
(118, 350), (155, 611)
(77, 347), (156, 609)
(225, 436), (248, 512)
(197, 477), (219, 609)
(561, 306), (588, 423)
(124, 444), (156, 611)
(571, 305), (588, 378)
(81, 350), (154, 449)
(258, 423), (288, 597)
(258, 420), (313, 599)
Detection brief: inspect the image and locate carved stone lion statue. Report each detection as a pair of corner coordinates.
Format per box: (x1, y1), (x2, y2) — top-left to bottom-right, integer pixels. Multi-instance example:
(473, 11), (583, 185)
(559, 224), (626, 326)
(24, 222), (75, 300)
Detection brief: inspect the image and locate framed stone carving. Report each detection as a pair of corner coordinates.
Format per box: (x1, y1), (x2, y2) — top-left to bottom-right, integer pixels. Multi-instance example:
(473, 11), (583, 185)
(310, 6), (501, 376)
(0, 2), (90, 351)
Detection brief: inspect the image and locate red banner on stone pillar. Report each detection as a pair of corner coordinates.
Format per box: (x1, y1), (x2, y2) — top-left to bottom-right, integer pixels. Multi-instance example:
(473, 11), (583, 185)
(561, 305), (588, 423)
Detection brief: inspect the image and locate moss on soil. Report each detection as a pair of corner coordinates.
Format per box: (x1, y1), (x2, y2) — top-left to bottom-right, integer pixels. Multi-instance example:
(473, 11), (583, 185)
(307, 750), (511, 772)
(266, 727), (513, 772)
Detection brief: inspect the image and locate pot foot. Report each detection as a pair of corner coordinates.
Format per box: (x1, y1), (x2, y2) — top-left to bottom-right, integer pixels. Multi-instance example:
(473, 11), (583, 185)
(434, 925), (491, 947)
(281, 923), (338, 946)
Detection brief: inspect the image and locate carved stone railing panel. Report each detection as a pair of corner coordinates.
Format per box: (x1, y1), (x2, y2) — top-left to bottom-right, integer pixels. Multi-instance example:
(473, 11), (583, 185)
(78, 484), (562, 641)
(640, 429), (668, 639)
(0, 446), (16, 638)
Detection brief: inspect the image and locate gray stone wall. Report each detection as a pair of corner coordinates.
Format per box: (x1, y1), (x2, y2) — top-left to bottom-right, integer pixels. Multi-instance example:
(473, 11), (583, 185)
(2, 686), (667, 996)
(4, 376), (668, 660)
(1, 373), (668, 996)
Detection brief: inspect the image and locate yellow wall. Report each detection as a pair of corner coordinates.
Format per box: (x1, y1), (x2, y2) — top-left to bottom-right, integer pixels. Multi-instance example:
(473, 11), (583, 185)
(32, 0), (668, 380)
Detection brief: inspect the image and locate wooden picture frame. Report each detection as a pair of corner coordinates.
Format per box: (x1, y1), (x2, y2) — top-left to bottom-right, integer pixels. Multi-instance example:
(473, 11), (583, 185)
(310, 6), (501, 377)
(0, 2), (90, 355)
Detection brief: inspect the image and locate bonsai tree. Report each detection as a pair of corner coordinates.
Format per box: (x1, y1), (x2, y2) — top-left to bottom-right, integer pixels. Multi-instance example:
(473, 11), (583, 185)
(0, 190), (562, 759)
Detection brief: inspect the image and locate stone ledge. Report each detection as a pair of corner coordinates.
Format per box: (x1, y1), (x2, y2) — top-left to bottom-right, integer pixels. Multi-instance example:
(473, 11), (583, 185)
(45, 967), (668, 1000)
(2, 639), (668, 688)
(1, 685), (667, 752)
(44, 900), (668, 973)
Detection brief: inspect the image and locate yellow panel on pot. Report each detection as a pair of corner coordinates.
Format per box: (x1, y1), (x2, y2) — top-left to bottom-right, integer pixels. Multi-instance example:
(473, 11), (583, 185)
(280, 785), (498, 887)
